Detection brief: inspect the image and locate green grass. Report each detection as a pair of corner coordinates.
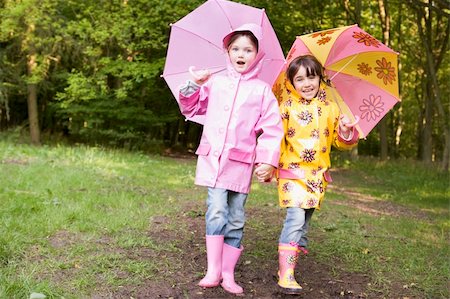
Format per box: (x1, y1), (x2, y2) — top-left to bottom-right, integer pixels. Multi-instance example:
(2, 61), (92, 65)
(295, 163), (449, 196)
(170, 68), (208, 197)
(0, 140), (196, 298)
(0, 140), (448, 298)
(333, 155), (449, 211)
(247, 154), (449, 298)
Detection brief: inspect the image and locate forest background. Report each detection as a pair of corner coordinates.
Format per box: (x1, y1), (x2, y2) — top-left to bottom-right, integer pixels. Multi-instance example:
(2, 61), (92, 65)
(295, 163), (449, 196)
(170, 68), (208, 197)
(0, 0), (449, 170)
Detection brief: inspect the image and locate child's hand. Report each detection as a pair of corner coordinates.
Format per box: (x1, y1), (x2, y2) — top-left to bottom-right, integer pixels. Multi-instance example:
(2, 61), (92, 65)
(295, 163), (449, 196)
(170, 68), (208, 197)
(189, 66), (210, 85)
(254, 163), (275, 182)
(339, 115), (359, 136)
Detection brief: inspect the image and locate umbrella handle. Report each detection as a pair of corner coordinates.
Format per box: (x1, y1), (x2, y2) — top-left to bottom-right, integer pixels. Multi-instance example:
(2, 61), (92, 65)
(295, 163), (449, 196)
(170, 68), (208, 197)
(340, 115), (360, 127)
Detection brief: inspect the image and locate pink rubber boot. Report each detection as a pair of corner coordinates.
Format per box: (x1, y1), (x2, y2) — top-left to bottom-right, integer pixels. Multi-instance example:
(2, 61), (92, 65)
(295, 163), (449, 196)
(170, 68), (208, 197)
(198, 235), (224, 288)
(221, 243), (244, 294)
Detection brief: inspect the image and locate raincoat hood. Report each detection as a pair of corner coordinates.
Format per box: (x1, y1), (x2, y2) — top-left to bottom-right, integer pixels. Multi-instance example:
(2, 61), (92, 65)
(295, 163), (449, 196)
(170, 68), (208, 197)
(222, 23), (266, 80)
(282, 73), (328, 104)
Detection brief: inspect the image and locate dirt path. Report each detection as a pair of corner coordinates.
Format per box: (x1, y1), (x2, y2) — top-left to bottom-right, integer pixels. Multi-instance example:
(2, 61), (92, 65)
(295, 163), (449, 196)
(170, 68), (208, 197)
(106, 168), (422, 299)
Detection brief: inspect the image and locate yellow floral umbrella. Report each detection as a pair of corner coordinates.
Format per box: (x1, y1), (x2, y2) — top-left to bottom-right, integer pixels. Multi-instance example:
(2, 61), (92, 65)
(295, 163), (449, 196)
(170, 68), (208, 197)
(274, 24), (400, 138)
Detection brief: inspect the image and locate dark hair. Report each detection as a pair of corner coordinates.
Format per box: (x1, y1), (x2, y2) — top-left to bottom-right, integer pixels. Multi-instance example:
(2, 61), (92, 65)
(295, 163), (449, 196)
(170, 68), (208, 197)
(226, 30), (259, 52)
(287, 55), (329, 86)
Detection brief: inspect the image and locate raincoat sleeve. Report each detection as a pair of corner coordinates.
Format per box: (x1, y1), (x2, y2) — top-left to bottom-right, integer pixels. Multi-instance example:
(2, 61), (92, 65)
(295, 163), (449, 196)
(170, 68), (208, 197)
(178, 79), (211, 119)
(254, 86), (283, 167)
(331, 104), (359, 150)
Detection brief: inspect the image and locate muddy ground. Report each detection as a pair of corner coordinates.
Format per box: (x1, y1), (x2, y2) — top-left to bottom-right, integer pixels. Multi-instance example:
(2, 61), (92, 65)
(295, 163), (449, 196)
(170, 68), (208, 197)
(98, 166), (421, 299)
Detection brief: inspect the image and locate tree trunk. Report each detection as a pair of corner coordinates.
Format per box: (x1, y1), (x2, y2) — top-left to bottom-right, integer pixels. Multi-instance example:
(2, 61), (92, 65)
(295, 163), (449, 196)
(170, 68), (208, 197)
(379, 118), (388, 160)
(343, 0), (361, 24)
(415, 0), (450, 168)
(393, 0), (403, 158)
(27, 54), (41, 145)
(421, 83), (433, 163)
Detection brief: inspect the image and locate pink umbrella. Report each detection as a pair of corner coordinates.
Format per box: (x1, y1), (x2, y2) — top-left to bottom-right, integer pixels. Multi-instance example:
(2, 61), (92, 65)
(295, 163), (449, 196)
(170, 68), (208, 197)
(162, 0), (285, 124)
(274, 24), (400, 138)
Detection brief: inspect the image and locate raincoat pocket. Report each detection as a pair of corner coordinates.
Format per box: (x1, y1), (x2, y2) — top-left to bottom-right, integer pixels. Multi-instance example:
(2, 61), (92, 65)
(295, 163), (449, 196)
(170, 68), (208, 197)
(323, 170), (333, 182)
(228, 149), (254, 164)
(195, 144), (211, 156)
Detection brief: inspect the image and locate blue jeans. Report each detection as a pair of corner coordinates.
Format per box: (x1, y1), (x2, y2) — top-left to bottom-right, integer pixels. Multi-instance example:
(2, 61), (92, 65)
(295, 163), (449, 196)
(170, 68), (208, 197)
(279, 207), (315, 248)
(205, 187), (247, 248)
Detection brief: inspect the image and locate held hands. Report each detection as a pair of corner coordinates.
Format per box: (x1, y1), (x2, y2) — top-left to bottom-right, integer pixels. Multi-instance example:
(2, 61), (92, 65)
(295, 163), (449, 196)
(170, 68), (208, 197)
(189, 66), (211, 85)
(339, 115), (359, 138)
(254, 163), (275, 183)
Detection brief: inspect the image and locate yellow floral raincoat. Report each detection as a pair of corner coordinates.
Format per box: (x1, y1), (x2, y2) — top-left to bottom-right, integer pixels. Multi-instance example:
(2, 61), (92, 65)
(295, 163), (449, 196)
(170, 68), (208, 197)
(273, 76), (359, 210)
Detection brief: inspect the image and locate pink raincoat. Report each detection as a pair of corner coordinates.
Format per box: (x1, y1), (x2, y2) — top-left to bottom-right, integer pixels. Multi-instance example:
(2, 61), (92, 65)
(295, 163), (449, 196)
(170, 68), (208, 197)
(178, 24), (283, 194)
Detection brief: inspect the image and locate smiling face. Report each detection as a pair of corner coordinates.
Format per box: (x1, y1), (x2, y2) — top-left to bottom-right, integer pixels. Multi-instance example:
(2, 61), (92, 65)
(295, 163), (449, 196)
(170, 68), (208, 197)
(287, 55), (324, 100)
(227, 35), (257, 73)
(292, 65), (321, 100)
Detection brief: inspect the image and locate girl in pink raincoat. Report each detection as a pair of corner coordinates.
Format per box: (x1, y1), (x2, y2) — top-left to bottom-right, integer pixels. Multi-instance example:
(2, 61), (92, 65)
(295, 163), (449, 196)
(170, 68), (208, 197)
(178, 23), (283, 295)
(271, 55), (359, 294)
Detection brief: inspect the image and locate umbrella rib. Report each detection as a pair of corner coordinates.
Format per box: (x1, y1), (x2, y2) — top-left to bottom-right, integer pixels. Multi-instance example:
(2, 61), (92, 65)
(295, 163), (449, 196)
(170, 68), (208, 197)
(214, 0), (233, 31)
(328, 53), (359, 81)
(163, 65), (226, 76)
(172, 24), (224, 51)
(328, 86), (363, 135)
(328, 86), (343, 112)
(259, 9), (265, 26)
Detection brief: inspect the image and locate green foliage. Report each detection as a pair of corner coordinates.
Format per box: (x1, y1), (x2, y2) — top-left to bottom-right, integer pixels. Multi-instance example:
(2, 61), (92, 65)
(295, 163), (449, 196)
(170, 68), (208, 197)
(0, 0), (448, 161)
(51, 0), (184, 144)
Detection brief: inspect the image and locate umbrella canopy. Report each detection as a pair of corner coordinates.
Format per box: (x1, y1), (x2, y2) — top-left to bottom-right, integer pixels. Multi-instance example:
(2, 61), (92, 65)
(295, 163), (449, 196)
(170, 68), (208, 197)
(274, 24), (400, 138)
(162, 0), (285, 124)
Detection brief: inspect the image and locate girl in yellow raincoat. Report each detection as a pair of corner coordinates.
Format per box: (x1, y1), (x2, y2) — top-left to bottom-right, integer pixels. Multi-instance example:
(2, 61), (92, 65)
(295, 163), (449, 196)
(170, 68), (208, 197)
(269, 55), (359, 294)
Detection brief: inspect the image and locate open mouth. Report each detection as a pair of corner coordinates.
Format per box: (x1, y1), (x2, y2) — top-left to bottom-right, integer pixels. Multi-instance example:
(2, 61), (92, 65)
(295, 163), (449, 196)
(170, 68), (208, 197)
(236, 61), (245, 65)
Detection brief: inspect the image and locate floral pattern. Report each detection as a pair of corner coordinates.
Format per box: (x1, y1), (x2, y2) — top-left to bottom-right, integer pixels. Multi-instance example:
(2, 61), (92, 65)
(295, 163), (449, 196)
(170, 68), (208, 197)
(290, 25), (398, 139)
(287, 45), (297, 61)
(301, 149), (316, 163)
(317, 36), (332, 45)
(273, 83), (283, 101)
(375, 57), (396, 85)
(276, 80), (359, 210)
(288, 162), (300, 169)
(357, 62), (372, 75)
(352, 31), (381, 47)
(297, 110), (313, 126)
(317, 89), (327, 102)
(287, 127), (296, 138)
(281, 112), (290, 120)
(286, 254), (298, 265)
(306, 179), (324, 193)
(306, 198), (318, 208)
(282, 182), (293, 193)
(311, 29), (338, 38)
(359, 94), (384, 121)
